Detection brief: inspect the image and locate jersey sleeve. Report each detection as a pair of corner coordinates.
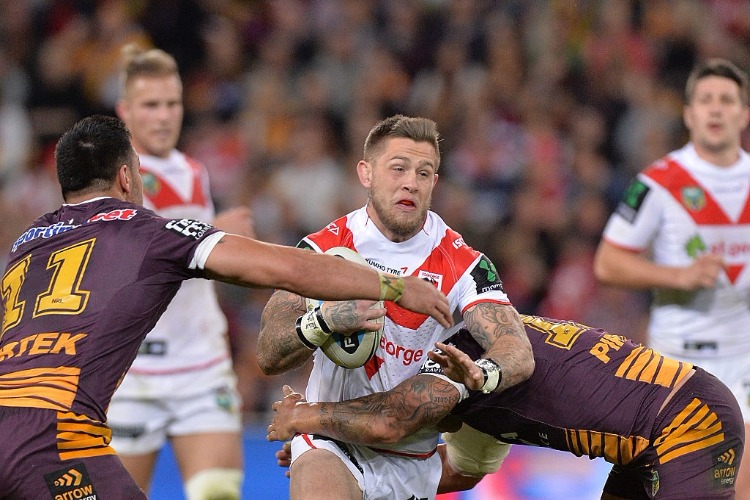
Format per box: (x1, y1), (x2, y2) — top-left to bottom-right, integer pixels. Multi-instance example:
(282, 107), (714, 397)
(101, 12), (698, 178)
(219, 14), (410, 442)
(602, 173), (664, 251)
(456, 253), (511, 313)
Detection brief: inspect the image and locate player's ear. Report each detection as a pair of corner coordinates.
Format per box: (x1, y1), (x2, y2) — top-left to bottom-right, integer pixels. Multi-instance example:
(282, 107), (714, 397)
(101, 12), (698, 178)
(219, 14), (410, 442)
(357, 160), (373, 188)
(116, 164), (131, 194)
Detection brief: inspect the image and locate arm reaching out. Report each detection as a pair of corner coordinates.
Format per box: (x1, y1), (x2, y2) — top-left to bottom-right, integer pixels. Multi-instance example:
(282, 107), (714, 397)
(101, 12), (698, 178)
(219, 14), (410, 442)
(267, 377), (460, 445)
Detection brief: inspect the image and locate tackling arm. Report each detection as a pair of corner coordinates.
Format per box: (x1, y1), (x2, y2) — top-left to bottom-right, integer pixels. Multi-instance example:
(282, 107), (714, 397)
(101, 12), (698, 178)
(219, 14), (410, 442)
(267, 375), (461, 445)
(462, 303), (534, 393)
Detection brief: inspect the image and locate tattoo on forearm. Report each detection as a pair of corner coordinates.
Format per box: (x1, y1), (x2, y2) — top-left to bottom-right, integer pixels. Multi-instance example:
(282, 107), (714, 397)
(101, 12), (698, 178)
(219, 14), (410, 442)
(326, 300), (359, 332)
(258, 290), (311, 370)
(315, 377), (459, 444)
(463, 303), (532, 391)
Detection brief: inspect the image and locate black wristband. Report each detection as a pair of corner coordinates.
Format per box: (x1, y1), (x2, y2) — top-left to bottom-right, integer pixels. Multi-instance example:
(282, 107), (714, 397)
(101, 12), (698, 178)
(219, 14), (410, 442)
(295, 315), (318, 350)
(315, 307), (332, 334)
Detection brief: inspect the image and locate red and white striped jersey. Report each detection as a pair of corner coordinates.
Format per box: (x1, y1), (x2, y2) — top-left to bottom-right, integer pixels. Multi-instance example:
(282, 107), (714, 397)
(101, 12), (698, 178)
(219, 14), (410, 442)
(117, 150), (230, 393)
(301, 206), (511, 454)
(602, 143), (750, 356)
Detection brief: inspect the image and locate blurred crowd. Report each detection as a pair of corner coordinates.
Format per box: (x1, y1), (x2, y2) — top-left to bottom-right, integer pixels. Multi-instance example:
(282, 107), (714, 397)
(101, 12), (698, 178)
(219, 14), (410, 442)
(2, 0), (750, 422)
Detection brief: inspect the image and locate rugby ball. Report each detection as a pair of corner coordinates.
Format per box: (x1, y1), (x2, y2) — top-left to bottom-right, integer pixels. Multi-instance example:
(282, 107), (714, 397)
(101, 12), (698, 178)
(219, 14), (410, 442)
(305, 247), (384, 369)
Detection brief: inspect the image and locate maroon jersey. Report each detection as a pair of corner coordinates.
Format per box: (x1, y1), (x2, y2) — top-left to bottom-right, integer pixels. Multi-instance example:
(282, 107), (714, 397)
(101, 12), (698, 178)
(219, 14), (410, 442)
(425, 315), (744, 497)
(1, 198), (220, 459)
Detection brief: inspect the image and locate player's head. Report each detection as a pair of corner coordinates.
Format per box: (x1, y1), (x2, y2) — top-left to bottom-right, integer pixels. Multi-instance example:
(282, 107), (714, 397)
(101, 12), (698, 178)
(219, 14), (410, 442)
(683, 59), (750, 158)
(115, 44), (183, 158)
(55, 115), (142, 204)
(358, 115), (441, 242)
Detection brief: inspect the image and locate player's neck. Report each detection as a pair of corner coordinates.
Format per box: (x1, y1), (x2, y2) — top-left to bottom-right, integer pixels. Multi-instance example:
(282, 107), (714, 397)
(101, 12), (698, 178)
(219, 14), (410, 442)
(692, 142), (741, 168)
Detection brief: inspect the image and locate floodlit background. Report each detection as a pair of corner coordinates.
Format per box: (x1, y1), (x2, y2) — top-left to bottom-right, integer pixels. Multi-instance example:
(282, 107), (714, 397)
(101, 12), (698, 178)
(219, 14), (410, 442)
(1, 1), (748, 498)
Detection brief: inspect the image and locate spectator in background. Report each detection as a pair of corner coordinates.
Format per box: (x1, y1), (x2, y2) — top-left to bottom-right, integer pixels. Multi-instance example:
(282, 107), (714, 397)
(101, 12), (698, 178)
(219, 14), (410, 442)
(108, 45), (253, 499)
(595, 58), (750, 498)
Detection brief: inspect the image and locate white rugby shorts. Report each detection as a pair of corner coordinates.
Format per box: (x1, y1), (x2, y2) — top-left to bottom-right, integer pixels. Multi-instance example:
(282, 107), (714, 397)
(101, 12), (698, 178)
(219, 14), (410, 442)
(290, 433), (441, 500)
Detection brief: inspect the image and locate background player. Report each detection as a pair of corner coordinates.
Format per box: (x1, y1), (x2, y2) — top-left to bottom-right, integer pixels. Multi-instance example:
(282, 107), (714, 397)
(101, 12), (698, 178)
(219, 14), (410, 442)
(269, 315), (745, 499)
(257, 114), (533, 499)
(107, 44), (252, 499)
(594, 58), (750, 497)
(0, 114), (452, 498)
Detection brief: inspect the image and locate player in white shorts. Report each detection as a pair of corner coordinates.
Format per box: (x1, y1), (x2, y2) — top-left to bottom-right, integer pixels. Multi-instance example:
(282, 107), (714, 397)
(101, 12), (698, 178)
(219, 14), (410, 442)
(257, 115), (534, 499)
(595, 58), (750, 498)
(107, 45), (253, 499)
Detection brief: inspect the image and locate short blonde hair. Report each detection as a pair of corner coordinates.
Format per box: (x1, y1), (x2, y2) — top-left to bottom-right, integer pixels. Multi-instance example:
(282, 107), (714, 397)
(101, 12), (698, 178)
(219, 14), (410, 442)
(119, 44), (179, 96)
(363, 115), (441, 170)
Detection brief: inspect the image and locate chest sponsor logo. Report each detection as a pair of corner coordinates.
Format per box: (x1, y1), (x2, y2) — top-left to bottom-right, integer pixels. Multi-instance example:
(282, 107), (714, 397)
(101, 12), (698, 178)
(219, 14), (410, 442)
(44, 463), (99, 500)
(165, 218), (213, 239)
(380, 333), (424, 366)
(367, 259), (403, 276)
(681, 186), (706, 211)
(418, 270), (443, 290)
(615, 179), (650, 224)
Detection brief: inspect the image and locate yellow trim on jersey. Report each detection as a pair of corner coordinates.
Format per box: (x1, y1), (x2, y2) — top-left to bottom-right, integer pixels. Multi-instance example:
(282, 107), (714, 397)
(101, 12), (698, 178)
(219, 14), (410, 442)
(654, 398), (724, 464)
(56, 411), (115, 460)
(0, 366), (80, 410)
(615, 347), (693, 388)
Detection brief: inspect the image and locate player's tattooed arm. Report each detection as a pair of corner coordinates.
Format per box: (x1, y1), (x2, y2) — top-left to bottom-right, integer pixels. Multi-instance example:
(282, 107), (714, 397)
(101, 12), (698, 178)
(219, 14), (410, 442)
(258, 290), (311, 375)
(462, 303), (534, 392)
(268, 375), (459, 444)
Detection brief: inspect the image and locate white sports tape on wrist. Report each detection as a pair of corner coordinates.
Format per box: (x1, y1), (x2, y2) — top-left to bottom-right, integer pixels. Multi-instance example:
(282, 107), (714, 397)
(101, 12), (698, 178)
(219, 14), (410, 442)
(295, 307), (332, 349)
(442, 424), (511, 477)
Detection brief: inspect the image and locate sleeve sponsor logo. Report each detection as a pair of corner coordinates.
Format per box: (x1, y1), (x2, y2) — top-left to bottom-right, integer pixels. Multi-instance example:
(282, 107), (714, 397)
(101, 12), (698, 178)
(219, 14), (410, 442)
(164, 218), (213, 239)
(615, 179), (650, 224)
(470, 255), (504, 294)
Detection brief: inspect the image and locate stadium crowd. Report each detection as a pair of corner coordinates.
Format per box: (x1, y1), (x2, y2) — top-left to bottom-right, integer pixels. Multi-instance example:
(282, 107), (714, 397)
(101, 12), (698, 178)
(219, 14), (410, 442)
(1, 0), (749, 422)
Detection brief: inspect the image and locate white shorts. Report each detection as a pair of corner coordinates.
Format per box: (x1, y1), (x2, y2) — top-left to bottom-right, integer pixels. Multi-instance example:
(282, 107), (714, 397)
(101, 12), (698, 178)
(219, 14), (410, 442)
(290, 433), (442, 500)
(673, 352), (750, 422)
(107, 370), (242, 455)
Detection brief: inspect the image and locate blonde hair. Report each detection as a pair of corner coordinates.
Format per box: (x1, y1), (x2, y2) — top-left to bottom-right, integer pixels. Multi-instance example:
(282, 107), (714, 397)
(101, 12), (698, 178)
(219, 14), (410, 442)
(119, 44), (179, 97)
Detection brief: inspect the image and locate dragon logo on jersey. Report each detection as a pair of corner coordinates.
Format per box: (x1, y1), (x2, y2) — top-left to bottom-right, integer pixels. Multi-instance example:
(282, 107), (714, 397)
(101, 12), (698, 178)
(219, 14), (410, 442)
(615, 179), (650, 223)
(418, 270), (443, 290)
(681, 186), (706, 211)
(141, 171), (161, 197)
(470, 256), (503, 294)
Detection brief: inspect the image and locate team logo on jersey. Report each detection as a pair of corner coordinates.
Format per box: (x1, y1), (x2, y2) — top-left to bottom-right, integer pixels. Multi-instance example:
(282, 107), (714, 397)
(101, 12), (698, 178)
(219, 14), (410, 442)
(615, 179), (650, 223)
(164, 218), (213, 239)
(141, 171), (161, 197)
(470, 256), (503, 294)
(44, 463), (99, 499)
(681, 186), (706, 211)
(418, 270), (443, 290)
(713, 448), (737, 487)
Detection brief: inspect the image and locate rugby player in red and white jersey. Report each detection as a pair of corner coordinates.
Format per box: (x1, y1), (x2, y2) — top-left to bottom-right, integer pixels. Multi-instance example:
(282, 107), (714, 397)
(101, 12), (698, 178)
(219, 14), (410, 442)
(0, 115), (452, 499)
(257, 115), (534, 499)
(109, 45), (254, 499)
(595, 58), (750, 497)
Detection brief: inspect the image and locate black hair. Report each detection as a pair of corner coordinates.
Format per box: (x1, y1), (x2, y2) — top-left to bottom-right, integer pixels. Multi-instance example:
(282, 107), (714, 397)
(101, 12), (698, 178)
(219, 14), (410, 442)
(55, 115), (134, 200)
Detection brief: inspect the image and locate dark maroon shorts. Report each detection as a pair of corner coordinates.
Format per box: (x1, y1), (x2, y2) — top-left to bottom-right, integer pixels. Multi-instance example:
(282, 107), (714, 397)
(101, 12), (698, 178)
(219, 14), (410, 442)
(603, 367), (745, 499)
(0, 406), (145, 499)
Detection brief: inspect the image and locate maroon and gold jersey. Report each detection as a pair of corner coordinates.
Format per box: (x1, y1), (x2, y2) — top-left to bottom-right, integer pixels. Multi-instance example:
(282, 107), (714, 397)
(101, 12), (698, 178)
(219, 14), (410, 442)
(428, 315), (697, 464)
(0, 198), (221, 425)
(428, 315), (744, 497)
